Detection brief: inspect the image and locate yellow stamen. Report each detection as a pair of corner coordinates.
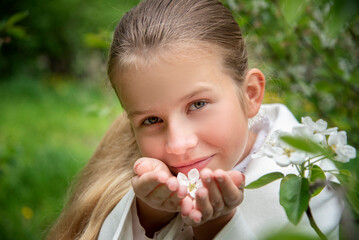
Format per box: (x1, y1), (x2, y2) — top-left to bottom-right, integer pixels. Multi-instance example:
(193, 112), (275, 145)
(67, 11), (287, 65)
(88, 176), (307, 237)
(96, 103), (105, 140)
(188, 183), (196, 192)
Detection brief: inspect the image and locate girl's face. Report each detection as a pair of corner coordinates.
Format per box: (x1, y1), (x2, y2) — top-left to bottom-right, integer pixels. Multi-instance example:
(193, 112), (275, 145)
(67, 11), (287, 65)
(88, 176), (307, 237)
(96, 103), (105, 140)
(117, 50), (256, 175)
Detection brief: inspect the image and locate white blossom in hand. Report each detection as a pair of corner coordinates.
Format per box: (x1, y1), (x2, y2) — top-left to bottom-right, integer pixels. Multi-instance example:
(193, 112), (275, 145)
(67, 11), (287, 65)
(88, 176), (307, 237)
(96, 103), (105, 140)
(177, 168), (203, 198)
(328, 131), (356, 163)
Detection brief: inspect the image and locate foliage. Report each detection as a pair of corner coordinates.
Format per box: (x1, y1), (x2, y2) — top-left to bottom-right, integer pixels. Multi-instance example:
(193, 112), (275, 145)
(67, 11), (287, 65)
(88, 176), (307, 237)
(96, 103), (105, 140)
(0, 0), (140, 77)
(245, 116), (357, 239)
(225, 0), (359, 152)
(0, 77), (120, 239)
(0, 11), (28, 48)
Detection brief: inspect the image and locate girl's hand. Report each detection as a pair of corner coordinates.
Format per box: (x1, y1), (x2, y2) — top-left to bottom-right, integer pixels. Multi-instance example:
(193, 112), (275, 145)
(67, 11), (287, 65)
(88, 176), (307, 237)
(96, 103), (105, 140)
(180, 169), (245, 226)
(132, 157), (195, 237)
(132, 157), (188, 213)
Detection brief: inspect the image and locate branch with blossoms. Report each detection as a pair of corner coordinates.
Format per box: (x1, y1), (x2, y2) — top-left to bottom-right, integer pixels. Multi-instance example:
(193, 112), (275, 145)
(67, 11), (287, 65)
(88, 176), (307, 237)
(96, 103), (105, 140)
(246, 117), (357, 240)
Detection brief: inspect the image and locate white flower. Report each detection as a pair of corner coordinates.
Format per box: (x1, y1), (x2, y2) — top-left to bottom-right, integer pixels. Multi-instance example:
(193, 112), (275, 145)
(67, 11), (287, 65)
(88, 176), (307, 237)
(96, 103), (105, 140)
(254, 130), (308, 167)
(328, 131), (356, 163)
(177, 168), (203, 198)
(301, 117), (328, 132)
(295, 117), (338, 143)
(271, 141), (307, 167)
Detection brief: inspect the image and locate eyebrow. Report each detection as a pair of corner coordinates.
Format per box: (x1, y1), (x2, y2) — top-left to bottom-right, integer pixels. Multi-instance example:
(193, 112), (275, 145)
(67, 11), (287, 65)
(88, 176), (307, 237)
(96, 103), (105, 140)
(127, 86), (213, 118)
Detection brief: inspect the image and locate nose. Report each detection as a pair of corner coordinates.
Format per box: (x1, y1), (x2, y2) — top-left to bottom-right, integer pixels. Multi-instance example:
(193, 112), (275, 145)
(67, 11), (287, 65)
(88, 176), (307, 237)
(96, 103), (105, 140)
(165, 119), (198, 155)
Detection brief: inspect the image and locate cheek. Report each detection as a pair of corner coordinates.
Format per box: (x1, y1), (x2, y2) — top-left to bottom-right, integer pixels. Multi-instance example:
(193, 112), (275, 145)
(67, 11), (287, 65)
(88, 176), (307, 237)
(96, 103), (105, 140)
(135, 135), (164, 159)
(201, 104), (248, 155)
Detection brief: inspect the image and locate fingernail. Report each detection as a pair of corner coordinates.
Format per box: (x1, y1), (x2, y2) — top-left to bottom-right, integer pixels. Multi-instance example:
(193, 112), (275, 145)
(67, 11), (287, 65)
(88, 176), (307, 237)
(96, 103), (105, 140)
(134, 162), (141, 174)
(205, 177), (211, 183)
(216, 176), (223, 182)
(168, 183), (176, 191)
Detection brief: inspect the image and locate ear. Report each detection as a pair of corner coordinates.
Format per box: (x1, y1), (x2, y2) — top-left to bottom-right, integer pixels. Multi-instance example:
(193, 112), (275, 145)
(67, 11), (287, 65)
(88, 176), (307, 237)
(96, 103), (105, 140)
(244, 68), (265, 118)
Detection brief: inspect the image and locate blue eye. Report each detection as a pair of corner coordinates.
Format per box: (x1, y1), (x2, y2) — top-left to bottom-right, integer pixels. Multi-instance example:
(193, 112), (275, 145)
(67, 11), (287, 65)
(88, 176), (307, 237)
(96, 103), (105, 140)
(143, 116), (162, 125)
(188, 101), (207, 111)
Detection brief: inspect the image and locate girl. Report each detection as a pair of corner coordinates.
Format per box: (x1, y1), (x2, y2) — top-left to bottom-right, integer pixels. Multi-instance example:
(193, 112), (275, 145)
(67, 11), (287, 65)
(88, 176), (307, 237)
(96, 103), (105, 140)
(48, 0), (342, 239)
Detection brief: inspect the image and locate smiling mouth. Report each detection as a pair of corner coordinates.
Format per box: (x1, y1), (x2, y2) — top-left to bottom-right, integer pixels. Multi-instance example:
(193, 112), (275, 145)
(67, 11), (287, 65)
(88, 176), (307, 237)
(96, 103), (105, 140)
(170, 154), (215, 175)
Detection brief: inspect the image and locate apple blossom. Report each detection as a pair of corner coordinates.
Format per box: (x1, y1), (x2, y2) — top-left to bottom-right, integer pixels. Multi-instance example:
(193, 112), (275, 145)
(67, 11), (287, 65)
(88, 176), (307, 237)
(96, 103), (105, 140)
(177, 168), (203, 198)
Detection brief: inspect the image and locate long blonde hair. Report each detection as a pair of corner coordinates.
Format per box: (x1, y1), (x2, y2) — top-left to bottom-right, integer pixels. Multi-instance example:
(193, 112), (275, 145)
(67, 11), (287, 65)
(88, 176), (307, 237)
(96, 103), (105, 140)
(47, 0), (248, 239)
(47, 114), (141, 239)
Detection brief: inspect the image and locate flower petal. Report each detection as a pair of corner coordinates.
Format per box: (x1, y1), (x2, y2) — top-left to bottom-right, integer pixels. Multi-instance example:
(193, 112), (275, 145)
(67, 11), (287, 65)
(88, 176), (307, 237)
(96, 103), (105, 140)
(290, 151), (307, 164)
(328, 131), (347, 146)
(292, 125), (313, 138)
(189, 189), (196, 198)
(188, 168), (200, 181)
(275, 155), (291, 167)
(321, 127), (338, 135)
(314, 119), (328, 132)
(337, 145), (356, 160)
(301, 116), (316, 127)
(196, 178), (203, 189)
(177, 172), (189, 186)
(313, 133), (325, 143)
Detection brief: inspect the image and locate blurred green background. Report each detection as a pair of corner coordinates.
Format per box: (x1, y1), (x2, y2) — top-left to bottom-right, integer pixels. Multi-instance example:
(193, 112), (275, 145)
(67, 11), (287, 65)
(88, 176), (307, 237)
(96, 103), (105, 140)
(0, 0), (358, 239)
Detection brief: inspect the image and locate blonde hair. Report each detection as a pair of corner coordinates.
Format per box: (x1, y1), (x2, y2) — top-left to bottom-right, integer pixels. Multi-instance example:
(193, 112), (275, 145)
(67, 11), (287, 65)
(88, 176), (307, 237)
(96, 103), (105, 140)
(47, 0), (248, 239)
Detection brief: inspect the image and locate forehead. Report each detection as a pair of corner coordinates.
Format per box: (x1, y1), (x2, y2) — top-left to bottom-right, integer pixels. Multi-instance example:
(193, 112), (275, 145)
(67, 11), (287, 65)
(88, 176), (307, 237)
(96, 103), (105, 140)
(115, 45), (239, 116)
(120, 42), (223, 74)
(123, 47), (221, 78)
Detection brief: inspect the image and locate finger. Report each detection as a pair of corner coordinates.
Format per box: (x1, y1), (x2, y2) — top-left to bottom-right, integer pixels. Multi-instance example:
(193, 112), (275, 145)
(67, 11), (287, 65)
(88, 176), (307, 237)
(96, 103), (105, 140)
(215, 170), (244, 208)
(132, 171), (169, 197)
(195, 187), (213, 221)
(144, 176), (180, 206)
(134, 157), (170, 176)
(177, 185), (188, 199)
(180, 196), (194, 216)
(182, 209), (202, 226)
(201, 169), (224, 216)
(161, 177), (183, 211)
(148, 183), (175, 207)
(228, 170), (245, 188)
(166, 176), (180, 192)
(133, 158), (154, 176)
(162, 191), (182, 212)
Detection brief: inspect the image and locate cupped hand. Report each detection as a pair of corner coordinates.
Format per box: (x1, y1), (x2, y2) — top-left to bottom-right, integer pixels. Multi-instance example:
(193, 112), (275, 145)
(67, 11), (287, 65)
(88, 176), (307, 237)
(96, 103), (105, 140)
(180, 168), (245, 226)
(131, 157), (188, 212)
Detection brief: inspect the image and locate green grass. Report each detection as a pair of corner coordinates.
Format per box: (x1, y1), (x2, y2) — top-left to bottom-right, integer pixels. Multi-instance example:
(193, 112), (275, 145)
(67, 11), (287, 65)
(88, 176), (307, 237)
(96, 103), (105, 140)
(0, 76), (121, 239)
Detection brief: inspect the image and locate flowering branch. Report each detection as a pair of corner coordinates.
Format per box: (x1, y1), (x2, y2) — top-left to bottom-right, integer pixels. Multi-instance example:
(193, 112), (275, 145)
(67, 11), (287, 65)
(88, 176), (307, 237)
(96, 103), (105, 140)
(247, 116), (356, 239)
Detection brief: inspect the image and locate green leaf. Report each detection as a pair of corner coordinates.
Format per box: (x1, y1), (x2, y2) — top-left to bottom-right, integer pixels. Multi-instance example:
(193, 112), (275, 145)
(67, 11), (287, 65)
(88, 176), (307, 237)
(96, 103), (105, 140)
(280, 175), (310, 225)
(279, 0), (308, 27)
(6, 26), (27, 39)
(280, 135), (323, 154)
(324, 0), (359, 39)
(309, 165), (326, 197)
(5, 11), (29, 28)
(245, 172), (284, 189)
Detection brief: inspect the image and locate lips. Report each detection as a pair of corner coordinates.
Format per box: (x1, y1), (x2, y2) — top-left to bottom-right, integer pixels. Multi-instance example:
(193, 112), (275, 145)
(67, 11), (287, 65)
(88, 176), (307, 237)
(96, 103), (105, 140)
(170, 154), (214, 175)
